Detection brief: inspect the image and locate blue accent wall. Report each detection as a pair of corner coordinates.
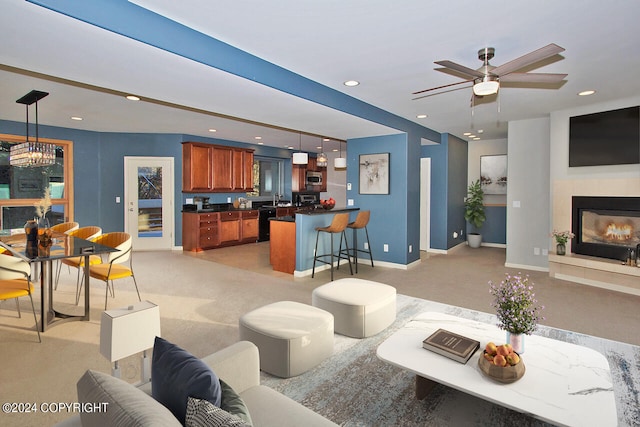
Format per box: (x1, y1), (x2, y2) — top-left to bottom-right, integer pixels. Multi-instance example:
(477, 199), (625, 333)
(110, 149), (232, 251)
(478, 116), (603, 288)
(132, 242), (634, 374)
(446, 134), (468, 248)
(346, 133), (415, 265)
(482, 206), (507, 244)
(421, 133), (468, 250)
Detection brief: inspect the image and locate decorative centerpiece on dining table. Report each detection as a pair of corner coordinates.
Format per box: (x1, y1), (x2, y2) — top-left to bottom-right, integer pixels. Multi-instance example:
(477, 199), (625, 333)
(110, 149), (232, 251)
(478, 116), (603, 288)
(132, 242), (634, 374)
(489, 273), (545, 354)
(34, 188), (53, 256)
(551, 229), (574, 256)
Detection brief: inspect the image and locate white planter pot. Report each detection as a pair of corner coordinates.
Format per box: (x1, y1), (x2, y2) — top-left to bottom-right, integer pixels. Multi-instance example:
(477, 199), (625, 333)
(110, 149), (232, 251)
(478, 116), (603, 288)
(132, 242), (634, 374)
(467, 233), (482, 248)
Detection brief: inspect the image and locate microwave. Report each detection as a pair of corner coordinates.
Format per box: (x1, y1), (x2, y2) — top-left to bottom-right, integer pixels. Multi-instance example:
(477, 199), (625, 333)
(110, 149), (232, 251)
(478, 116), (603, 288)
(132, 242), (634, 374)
(306, 171), (323, 186)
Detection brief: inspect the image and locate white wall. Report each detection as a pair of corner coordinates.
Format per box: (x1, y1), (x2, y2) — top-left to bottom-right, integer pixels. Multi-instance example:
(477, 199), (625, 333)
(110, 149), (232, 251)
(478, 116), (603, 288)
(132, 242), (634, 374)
(506, 117), (551, 270)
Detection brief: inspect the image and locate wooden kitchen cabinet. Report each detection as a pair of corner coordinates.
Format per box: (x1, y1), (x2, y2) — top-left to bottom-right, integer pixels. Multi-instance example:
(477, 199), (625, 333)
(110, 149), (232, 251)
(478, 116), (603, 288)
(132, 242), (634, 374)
(240, 209), (259, 242)
(182, 143), (212, 192)
(233, 149), (254, 191)
(292, 164), (306, 192)
(182, 212), (220, 252)
(276, 207), (297, 217)
(219, 211), (241, 244)
(211, 146), (233, 191)
(183, 142), (254, 193)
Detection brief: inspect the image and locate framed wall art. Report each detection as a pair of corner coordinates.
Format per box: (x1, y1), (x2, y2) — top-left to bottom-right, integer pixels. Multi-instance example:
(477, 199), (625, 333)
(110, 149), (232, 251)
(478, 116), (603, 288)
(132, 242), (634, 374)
(359, 153), (389, 194)
(480, 154), (507, 195)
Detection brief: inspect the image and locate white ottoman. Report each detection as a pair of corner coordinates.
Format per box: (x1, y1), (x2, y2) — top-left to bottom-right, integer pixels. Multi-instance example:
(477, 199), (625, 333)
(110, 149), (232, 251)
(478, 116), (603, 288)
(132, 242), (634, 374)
(239, 301), (334, 378)
(312, 278), (396, 338)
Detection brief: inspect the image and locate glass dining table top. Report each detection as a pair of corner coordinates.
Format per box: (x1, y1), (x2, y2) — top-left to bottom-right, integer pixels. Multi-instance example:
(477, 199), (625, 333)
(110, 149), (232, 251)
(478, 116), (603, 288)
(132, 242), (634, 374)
(0, 228), (115, 262)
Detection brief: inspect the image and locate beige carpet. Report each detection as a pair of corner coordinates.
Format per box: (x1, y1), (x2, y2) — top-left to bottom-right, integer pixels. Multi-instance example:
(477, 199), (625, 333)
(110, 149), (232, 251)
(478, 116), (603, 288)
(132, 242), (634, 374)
(1, 243), (639, 426)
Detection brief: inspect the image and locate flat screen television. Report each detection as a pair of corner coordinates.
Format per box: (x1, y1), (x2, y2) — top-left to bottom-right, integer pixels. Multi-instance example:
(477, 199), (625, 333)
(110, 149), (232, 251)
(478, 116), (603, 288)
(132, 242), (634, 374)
(569, 106), (640, 167)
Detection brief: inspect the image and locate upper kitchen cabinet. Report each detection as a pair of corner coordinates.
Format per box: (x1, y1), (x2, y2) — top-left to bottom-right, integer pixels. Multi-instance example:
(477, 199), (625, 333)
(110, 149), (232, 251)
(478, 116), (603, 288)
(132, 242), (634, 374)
(182, 142), (212, 192)
(183, 142), (254, 193)
(232, 148), (254, 191)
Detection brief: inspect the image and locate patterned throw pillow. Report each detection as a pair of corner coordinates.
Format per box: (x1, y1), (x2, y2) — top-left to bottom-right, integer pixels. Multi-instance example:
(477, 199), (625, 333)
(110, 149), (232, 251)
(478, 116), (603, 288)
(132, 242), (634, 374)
(185, 397), (251, 427)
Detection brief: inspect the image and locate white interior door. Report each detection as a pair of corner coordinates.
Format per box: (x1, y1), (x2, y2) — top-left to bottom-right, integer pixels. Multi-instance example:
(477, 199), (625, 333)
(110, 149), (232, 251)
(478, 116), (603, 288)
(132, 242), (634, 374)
(124, 157), (174, 250)
(420, 158), (431, 251)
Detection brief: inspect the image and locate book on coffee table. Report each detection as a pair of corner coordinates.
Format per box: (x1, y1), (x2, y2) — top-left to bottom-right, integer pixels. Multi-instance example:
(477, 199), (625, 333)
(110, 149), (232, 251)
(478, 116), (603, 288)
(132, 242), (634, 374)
(422, 328), (480, 364)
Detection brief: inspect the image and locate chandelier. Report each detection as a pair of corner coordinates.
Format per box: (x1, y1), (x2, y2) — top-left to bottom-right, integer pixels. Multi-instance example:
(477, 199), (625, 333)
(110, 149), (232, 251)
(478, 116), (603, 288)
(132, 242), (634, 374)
(317, 137), (328, 167)
(10, 90), (56, 167)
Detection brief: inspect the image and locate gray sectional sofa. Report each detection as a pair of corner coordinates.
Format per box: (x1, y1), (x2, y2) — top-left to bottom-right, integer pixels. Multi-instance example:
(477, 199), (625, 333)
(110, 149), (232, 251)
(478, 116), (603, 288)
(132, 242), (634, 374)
(54, 340), (337, 426)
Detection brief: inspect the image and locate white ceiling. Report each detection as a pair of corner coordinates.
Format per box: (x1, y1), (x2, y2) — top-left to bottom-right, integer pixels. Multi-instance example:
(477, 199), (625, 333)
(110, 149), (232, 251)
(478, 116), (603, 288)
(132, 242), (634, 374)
(1, 0), (639, 154)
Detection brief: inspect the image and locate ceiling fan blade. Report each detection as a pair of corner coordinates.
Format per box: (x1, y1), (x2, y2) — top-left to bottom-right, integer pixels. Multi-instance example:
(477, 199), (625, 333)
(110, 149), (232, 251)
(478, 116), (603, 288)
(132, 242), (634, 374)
(492, 43), (565, 76)
(499, 72), (568, 83)
(412, 82), (472, 100)
(412, 79), (472, 95)
(435, 60), (485, 78)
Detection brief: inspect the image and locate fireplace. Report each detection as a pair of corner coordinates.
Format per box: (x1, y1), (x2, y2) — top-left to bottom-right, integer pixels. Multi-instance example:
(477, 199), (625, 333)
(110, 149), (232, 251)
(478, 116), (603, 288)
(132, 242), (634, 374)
(572, 196), (640, 261)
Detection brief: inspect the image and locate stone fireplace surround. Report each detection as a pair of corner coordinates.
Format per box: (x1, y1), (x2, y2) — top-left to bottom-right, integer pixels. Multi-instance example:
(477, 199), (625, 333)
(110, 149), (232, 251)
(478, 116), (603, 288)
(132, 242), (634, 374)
(550, 178), (640, 296)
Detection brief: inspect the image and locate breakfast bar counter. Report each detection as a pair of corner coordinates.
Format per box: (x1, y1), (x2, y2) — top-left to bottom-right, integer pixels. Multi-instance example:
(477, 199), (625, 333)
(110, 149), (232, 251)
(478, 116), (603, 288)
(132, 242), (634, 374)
(269, 207), (359, 276)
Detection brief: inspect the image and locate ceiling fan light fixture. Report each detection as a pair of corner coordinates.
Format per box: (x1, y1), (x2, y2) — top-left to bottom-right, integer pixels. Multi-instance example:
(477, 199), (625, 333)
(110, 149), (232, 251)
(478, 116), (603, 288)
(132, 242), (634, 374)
(473, 78), (499, 96)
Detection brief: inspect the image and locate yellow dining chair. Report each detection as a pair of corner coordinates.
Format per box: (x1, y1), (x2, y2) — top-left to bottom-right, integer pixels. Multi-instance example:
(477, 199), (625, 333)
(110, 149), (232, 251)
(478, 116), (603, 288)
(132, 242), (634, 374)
(88, 232), (141, 310)
(50, 221), (79, 234)
(0, 251), (41, 342)
(55, 226), (102, 302)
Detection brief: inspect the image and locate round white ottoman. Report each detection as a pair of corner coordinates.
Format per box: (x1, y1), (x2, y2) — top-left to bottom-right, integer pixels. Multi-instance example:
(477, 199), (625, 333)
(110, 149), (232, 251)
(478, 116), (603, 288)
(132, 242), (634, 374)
(312, 278), (396, 338)
(239, 301), (334, 378)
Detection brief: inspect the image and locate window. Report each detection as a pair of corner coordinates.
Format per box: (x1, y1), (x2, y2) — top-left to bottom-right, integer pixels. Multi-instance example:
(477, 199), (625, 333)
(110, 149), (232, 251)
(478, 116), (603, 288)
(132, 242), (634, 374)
(248, 156), (283, 199)
(0, 134), (73, 230)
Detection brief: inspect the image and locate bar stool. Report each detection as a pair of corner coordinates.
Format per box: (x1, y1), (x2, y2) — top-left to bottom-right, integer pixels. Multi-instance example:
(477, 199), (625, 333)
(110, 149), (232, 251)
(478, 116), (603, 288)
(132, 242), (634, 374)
(340, 210), (374, 274)
(312, 213), (353, 281)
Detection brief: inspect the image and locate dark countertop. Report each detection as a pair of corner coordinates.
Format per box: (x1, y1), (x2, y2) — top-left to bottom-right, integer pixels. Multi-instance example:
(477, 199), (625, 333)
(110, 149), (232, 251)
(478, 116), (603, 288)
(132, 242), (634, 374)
(270, 216), (295, 222)
(298, 207), (360, 215)
(182, 207), (259, 213)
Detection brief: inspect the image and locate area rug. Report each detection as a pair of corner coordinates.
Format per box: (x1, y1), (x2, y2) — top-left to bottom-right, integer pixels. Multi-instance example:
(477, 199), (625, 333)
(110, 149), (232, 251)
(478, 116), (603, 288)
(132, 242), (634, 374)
(260, 294), (640, 426)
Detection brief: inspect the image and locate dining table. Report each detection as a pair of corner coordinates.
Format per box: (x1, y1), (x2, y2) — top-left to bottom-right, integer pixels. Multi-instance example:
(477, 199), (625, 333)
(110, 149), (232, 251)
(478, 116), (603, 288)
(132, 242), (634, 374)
(0, 229), (116, 332)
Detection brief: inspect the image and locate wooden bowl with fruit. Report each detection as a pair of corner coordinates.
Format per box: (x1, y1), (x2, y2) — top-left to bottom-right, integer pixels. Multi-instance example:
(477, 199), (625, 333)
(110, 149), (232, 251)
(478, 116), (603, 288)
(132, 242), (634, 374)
(478, 342), (525, 383)
(320, 198), (336, 210)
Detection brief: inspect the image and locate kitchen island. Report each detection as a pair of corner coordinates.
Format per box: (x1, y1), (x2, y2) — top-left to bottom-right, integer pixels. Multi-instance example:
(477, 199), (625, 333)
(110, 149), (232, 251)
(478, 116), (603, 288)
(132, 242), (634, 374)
(270, 207), (360, 276)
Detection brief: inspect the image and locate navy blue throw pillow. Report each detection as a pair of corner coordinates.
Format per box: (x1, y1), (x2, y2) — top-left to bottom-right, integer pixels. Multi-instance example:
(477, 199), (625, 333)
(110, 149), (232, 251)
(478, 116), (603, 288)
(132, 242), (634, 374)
(152, 337), (222, 424)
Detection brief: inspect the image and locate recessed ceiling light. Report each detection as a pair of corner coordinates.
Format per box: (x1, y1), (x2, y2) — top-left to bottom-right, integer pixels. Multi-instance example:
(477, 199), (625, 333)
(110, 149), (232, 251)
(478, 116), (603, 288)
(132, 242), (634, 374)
(257, 142), (264, 145)
(254, 136), (262, 140)
(71, 116), (83, 121)
(473, 137), (481, 140)
(478, 129), (484, 134)
(416, 114), (428, 119)
(332, 149), (339, 152)
(323, 138), (330, 142)
(208, 128), (217, 132)
(126, 95), (140, 101)
(343, 80), (360, 87)
(468, 135), (476, 138)
(578, 90), (596, 96)
(463, 132), (472, 136)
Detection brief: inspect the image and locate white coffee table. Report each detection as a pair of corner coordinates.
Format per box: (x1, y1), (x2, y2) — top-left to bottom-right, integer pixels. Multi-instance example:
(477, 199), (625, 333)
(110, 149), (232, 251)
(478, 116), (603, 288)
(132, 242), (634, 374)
(376, 312), (617, 427)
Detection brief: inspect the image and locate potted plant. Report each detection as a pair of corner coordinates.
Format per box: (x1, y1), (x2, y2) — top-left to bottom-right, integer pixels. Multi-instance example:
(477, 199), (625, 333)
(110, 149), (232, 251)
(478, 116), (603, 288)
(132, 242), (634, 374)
(464, 179), (486, 248)
(489, 273), (545, 353)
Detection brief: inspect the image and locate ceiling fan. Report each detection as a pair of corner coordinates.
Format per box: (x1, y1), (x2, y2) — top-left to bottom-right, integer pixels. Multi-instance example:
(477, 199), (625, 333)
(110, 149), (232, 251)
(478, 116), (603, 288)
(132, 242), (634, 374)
(412, 43), (567, 100)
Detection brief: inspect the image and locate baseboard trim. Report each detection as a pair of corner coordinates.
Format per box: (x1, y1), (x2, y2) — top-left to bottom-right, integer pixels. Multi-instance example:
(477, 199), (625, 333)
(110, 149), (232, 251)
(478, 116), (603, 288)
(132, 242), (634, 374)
(553, 273), (640, 297)
(294, 258), (418, 277)
(504, 262), (549, 272)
